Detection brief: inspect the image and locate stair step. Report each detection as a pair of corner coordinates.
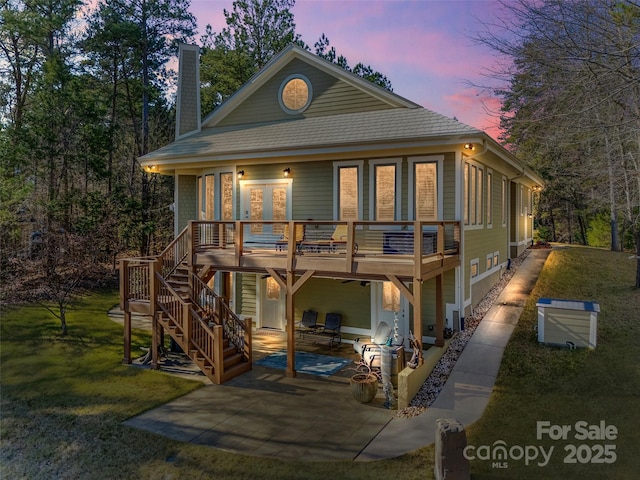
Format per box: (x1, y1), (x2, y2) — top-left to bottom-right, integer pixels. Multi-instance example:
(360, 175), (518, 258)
(223, 351), (243, 368)
(221, 361), (251, 383)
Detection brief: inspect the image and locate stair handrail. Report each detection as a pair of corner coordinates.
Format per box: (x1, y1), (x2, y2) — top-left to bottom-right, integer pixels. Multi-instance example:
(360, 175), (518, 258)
(156, 273), (220, 376)
(155, 272), (190, 334)
(158, 225), (190, 278)
(191, 272), (250, 360)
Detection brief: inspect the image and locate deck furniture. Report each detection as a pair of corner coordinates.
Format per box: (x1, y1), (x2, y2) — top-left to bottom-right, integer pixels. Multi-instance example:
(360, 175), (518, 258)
(314, 313), (342, 348)
(300, 225), (358, 253)
(275, 224), (305, 252)
(295, 310), (319, 338)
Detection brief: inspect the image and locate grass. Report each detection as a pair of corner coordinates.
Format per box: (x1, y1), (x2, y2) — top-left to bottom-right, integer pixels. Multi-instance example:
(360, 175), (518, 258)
(2, 247), (638, 479)
(0, 290), (433, 479)
(466, 247), (640, 479)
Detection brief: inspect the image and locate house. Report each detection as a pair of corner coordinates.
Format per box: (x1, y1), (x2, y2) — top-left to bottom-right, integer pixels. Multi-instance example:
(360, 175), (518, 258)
(119, 44), (542, 385)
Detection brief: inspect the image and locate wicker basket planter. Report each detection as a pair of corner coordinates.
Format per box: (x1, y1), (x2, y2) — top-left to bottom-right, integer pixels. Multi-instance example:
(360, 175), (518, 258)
(349, 373), (379, 403)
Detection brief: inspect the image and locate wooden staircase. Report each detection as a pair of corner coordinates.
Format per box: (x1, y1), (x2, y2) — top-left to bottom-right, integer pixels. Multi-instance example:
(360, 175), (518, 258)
(156, 264), (251, 384)
(121, 225), (252, 385)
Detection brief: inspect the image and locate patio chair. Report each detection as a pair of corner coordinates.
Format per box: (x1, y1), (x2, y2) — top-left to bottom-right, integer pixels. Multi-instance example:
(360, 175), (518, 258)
(353, 321), (404, 368)
(315, 312), (342, 348)
(300, 225), (358, 253)
(295, 310), (319, 339)
(275, 224), (305, 252)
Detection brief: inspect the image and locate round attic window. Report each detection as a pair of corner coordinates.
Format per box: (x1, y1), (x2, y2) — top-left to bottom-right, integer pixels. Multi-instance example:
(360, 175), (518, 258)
(279, 74), (312, 114)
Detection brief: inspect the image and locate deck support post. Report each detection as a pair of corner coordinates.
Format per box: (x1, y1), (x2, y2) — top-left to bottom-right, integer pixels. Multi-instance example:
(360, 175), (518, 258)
(123, 311), (132, 364)
(435, 273), (444, 347)
(151, 314), (159, 370)
(285, 271), (296, 377)
(413, 279), (423, 350)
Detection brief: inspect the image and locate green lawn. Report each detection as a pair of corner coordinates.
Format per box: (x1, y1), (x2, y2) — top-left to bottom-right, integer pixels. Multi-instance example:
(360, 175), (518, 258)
(1, 247), (638, 479)
(467, 247), (640, 479)
(0, 291), (432, 479)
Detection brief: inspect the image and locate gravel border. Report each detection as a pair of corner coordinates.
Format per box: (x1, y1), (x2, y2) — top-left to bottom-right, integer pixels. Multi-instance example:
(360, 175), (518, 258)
(397, 249), (531, 418)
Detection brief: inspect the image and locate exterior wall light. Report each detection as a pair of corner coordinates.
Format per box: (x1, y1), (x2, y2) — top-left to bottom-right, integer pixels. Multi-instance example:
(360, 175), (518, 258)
(283, 168), (291, 178)
(237, 170), (245, 179)
(464, 143), (475, 150)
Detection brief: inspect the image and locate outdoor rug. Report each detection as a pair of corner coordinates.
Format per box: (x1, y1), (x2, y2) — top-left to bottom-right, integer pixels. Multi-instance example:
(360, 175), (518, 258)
(254, 350), (351, 377)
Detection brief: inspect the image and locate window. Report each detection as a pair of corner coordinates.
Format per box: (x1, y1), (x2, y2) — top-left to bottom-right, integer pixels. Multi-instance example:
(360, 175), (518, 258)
(464, 163), (469, 225)
(486, 253), (493, 271)
(221, 173), (234, 221)
(502, 176), (508, 226)
(464, 160), (484, 227)
(470, 258), (479, 278)
(470, 165), (476, 224)
(205, 175), (215, 220)
(375, 164), (396, 221)
(279, 74), (312, 114)
(334, 161), (363, 220)
(493, 251), (499, 268)
(487, 170), (493, 226)
(198, 170), (236, 221)
(477, 167), (483, 225)
(409, 155), (442, 221)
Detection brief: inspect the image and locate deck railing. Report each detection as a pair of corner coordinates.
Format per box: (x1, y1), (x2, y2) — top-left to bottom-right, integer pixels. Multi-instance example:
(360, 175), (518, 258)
(191, 220), (460, 259)
(191, 272), (251, 363)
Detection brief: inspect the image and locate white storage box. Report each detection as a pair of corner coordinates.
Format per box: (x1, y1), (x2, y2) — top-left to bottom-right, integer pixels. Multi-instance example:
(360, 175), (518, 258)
(536, 298), (599, 349)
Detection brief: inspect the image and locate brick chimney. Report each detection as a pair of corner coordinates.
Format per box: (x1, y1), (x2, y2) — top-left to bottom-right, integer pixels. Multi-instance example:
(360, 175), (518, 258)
(175, 43), (201, 140)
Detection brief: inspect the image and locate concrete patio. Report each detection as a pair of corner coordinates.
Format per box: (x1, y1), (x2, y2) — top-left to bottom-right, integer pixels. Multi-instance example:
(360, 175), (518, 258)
(119, 248), (550, 461)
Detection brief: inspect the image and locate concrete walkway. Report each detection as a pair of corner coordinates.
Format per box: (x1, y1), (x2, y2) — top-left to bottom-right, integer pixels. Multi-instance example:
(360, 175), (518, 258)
(356, 248), (550, 460)
(122, 249), (550, 461)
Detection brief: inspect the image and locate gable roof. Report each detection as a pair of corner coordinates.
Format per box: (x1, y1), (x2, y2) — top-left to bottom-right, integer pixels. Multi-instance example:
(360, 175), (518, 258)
(201, 44), (420, 129)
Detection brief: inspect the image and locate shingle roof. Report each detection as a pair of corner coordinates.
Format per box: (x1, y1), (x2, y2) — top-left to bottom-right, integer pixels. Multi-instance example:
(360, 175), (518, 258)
(140, 107), (482, 163)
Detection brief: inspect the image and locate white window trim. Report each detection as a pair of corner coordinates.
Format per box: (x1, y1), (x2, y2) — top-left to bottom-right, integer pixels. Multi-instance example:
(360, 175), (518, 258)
(470, 258), (479, 278)
(502, 175), (508, 227)
(408, 155), (444, 221)
(486, 253), (493, 271)
(464, 159), (485, 231)
(368, 158), (402, 224)
(486, 168), (493, 229)
(196, 168), (238, 220)
(333, 160), (364, 221)
(239, 178), (293, 220)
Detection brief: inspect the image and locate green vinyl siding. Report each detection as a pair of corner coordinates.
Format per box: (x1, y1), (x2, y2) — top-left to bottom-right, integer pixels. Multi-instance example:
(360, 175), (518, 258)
(236, 160), (334, 220)
(218, 59), (393, 127)
(176, 175), (197, 232)
(235, 273), (257, 317)
(415, 271), (456, 335)
(295, 278), (371, 329)
(290, 161), (333, 220)
(442, 153), (456, 220)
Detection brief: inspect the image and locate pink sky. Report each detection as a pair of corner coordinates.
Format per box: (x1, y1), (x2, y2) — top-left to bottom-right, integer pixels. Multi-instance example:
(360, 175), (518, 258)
(190, 0), (507, 140)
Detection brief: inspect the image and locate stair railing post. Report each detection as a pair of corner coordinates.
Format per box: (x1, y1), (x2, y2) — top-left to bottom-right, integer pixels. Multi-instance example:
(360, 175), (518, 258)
(245, 317), (253, 367)
(150, 258), (161, 316)
(120, 259), (131, 364)
(183, 302), (192, 351)
(151, 314), (159, 370)
(213, 324), (224, 384)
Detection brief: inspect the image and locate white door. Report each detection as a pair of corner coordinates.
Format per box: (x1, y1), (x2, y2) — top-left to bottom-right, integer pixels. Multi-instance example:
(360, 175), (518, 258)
(243, 180), (291, 330)
(240, 180), (291, 243)
(371, 281), (409, 346)
(259, 276), (285, 330)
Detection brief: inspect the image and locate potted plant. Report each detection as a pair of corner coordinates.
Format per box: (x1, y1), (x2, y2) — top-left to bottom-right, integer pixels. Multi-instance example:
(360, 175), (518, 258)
(349, 359), (380, 403)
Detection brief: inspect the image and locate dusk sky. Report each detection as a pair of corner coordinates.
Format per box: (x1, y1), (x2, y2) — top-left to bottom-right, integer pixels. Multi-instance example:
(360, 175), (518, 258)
(190, 0), (508, 140)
